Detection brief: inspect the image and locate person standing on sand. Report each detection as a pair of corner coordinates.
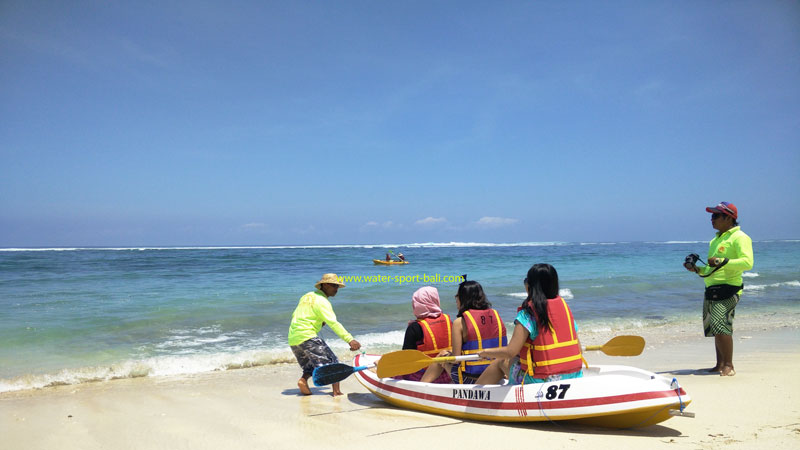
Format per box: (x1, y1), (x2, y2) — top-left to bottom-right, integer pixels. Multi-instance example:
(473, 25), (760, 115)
(288, 273), (361, 396)
(684, 202), (753, 377)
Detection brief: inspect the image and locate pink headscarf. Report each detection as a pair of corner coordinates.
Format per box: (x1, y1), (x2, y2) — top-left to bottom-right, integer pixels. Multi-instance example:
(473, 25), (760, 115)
(412, 286), (442, 320)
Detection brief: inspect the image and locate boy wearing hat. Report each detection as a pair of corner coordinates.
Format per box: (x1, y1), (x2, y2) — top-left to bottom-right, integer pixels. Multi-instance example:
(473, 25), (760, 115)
(686, 202), (753, 376)
(288, 273), (361, 395)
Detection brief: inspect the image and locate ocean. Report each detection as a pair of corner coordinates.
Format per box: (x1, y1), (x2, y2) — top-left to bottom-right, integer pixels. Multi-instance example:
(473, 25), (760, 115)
(1, 240), (798, 392)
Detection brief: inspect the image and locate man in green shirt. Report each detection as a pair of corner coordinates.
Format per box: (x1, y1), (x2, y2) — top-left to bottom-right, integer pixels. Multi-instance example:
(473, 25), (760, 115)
(685, 202), (753, 377)
(288, 273), (361, 395)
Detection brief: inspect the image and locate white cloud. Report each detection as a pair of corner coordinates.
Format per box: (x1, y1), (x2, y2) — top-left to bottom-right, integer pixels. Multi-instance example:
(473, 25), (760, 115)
(415, 217), (447, 226)
(361, 220), (403, 230)
(475, 216), (520, 228)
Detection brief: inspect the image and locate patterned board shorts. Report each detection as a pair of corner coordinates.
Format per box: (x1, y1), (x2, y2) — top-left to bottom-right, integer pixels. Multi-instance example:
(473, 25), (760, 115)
(449, 365), (479, 384)
(290, 337), (339, 377)
(703, 294), (739, 337)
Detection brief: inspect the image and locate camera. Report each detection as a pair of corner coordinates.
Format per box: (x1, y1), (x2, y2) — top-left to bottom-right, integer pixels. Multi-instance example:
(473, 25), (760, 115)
(684, 253), (700, 269)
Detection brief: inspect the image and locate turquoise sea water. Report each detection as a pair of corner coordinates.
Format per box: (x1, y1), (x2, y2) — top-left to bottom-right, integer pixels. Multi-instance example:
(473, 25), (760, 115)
(1, 240), (798, 392)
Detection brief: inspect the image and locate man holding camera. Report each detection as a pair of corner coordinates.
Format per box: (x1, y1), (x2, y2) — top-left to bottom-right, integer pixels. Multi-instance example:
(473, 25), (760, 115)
(684, 202), (753, 376)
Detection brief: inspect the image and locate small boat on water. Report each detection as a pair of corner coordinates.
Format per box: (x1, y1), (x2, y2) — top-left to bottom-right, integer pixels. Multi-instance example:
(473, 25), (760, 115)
(373, 259), (409, 265)
(353, 353), (692, 428)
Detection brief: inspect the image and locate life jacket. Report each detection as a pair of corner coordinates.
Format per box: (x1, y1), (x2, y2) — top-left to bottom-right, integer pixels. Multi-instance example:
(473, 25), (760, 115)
(416, 314), (452, 356)
(457, 309), (507, 381)
(519, 296), (583, 378)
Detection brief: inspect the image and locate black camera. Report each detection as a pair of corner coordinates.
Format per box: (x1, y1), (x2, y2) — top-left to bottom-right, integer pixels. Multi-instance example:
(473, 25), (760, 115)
(684, 253), (700, 268)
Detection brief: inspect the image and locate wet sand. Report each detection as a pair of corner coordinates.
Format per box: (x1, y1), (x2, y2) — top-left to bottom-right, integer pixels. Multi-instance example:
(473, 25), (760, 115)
(2, 326), (798, 450)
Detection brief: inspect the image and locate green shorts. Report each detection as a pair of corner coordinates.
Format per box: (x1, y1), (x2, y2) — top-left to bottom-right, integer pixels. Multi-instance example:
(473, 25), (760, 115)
(703, 294), (739, 336)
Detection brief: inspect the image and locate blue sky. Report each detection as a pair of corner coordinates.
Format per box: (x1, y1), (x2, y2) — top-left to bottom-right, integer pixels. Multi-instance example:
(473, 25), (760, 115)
(1, 1), (798, 246)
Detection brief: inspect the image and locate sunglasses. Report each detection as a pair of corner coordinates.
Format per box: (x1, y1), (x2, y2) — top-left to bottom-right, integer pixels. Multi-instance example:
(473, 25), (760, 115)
(711, 213), (727, 220)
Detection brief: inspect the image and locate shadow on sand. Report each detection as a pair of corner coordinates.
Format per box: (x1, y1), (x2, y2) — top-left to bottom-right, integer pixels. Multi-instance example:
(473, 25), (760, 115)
(657, 368), (720, 376)
(345, 392), (686, 438)
(281, 386), (333, 396)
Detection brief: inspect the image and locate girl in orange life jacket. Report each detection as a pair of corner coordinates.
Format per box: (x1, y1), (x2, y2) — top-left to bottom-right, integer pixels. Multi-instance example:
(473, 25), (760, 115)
(394, 286), (452, 383)
(421, 280), (507, 384)
(476, 264), (583, 385)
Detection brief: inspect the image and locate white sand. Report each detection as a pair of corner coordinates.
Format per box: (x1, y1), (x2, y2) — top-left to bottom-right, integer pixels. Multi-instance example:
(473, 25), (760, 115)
(2, 326), (799, 450)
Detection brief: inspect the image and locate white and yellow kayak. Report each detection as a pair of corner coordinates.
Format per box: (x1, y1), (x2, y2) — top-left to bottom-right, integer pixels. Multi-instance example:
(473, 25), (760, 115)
(353, 353), (692, 428)
(372, 259), (409, 265)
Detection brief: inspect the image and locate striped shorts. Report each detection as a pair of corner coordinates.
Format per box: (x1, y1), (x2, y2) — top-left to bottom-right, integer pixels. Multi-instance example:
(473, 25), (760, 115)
(703, 294), (739, 337)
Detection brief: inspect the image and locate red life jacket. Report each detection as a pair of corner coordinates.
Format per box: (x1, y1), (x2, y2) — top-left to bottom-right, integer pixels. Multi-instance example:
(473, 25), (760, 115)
(416, 314), (452, 356)
(457, 309), (507, 381)
(518, 296), (582, 378)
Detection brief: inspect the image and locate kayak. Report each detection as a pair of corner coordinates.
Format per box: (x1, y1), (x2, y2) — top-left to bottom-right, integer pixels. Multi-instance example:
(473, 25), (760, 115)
(352, 353), (692, 428)
(372, 259), (409, 265)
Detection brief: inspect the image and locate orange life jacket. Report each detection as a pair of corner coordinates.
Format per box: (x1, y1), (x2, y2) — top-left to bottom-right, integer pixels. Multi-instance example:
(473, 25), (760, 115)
(518, 296), (582, 378)
(457, 309), (507, 381)
(416, 314), (452, 356)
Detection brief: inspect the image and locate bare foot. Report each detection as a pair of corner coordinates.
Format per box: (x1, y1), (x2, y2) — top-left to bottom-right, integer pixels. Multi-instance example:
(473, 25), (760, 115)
(297, 377), (312, 395)
(720, 366), (736, 376)
(332, 390), (344, 397)
(705, 366), (721, 373)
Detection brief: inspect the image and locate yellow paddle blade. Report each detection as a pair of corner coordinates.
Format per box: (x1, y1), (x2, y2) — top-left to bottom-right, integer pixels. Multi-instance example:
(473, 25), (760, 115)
(376, 350), (432, 378)
(584, 335), (645, 356)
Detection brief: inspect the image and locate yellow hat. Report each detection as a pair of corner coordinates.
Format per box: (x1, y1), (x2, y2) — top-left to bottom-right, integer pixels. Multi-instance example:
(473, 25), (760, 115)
(315, 273), (345, 289)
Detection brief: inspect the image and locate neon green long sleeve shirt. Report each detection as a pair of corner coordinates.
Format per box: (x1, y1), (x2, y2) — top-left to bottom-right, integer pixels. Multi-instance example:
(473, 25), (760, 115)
(699, 226), (754, 289)
(287, 290), (354, 346)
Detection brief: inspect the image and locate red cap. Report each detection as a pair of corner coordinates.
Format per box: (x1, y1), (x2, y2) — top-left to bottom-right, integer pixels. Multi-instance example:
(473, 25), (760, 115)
(706, 202), (738, 219)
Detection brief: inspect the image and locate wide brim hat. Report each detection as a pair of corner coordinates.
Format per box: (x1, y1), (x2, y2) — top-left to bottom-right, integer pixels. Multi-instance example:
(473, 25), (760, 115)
(315, 273), (345, 290)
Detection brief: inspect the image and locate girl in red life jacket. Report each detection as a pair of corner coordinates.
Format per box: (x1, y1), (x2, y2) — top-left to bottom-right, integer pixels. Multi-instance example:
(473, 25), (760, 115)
(395, 286), (452, 383)
(421, 280), (507, 384)
(476, 264), (584, 385)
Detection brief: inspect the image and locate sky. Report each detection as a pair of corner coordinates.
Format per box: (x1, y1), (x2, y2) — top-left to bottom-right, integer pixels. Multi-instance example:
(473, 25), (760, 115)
(1, 1), (798, 247)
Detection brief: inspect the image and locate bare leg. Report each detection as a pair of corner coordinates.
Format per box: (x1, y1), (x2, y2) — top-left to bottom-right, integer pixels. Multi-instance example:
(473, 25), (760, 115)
(420, 363), (445, 383)
(717, 335), (735, 376)
(332, 381), (343, 396)
(476, 359), (506, 385)
(297, 375), (312, 395)
(705, 345), (722, 372)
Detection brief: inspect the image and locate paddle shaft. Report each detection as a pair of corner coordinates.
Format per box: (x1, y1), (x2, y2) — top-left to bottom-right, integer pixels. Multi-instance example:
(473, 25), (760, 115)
(376, 351), (479, 378)
(377, 336), (644, 378)
(312, 362), (375, 386)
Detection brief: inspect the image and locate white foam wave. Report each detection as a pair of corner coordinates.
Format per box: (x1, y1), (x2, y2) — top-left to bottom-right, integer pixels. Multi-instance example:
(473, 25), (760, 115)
(0, 242), (572, 252)
(0, 348), (296, 393)
(504, 289), (574, 300)
(2, 239), (792, 252)
(745, 281), (800, 291)
(742, 272), (759, 278)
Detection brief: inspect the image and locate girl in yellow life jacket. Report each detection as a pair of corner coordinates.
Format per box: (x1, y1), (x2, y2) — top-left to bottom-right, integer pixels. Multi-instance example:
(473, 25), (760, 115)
(395, 286), (452, 383)
(421, 280), (507, 384)
(477, 263), (583, 385)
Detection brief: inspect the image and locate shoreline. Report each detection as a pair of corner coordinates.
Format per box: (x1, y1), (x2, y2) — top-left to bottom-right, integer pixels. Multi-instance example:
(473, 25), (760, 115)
(3, 310), (799, 393)
(2, 326), (798, 449)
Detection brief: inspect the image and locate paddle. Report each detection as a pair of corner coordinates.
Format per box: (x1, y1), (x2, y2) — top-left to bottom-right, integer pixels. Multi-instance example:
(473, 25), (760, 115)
(312, 362), (374, 386)
(376, 351), (479, 378)
(376, 335), (646, 378)
(584, 335), (645, 356)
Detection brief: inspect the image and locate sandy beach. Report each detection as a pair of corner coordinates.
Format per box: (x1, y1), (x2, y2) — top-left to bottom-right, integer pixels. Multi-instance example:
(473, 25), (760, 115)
(2, 325), (798, 450)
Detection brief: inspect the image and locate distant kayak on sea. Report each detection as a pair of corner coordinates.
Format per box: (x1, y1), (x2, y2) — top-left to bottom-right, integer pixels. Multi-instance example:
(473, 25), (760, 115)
(373, 259), (409, 265)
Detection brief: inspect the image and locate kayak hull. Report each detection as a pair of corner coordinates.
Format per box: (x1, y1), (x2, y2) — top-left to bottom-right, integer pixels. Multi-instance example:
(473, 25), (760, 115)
(353, 354), (691, 428)
(372, 259), (409, 265)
